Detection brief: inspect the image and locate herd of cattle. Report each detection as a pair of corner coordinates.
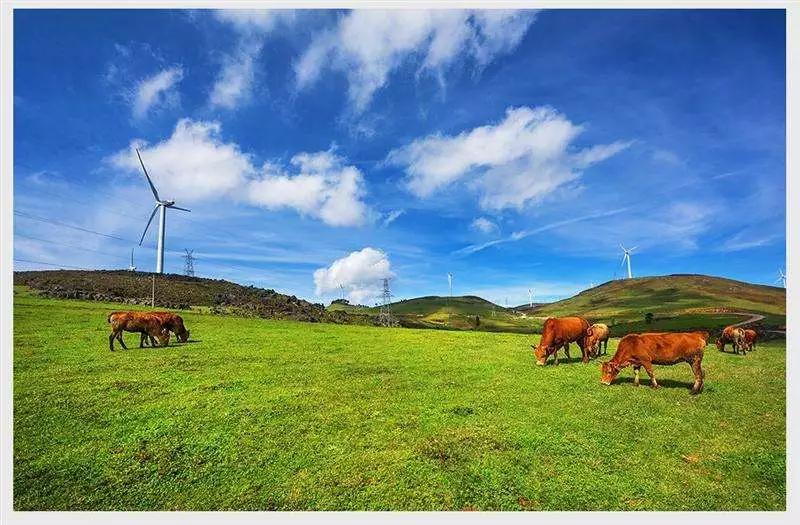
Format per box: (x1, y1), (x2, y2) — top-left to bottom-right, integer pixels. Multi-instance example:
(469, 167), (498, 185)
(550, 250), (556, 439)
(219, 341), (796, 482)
(106, 310), (760, 396)
(532, 316), (760, 395)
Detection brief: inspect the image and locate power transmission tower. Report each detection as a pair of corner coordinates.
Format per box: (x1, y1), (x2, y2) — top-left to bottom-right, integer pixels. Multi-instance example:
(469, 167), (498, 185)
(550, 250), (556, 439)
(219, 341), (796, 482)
(183, 249), (195, 277)
(379, 278), (397, 327)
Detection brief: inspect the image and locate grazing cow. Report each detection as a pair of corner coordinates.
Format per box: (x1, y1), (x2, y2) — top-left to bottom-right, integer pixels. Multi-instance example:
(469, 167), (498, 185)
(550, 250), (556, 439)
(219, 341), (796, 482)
(585, 323), (610, 356)
(716, 326), (748, 355)
(108, 311), (170, 351)
(600, 331), (708, 395)
(140, 312), (190, 346)
(533, 316), (590, 365)
(743, 329), (758, 352)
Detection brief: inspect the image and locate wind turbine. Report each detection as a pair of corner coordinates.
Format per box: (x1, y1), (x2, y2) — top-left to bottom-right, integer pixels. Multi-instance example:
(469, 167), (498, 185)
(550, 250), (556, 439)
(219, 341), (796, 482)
(447, 272), (453, 298)
(528, 288), (533, 308)
(136, 148), (190, 274)
(620, 244), (636, 279)
(128, 248), (136, 272)
(777, 268), (786, 288)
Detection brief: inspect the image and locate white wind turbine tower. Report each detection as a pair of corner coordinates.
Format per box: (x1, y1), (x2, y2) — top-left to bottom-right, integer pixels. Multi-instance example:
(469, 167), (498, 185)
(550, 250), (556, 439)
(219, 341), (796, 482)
(620, 244), (636, 279)
(528, 288), (533, 308)
(128, 248), (136, 272)
(777, 268), (786, 288)
(447, 272), (453, 298)
(136, 148), (191, 274)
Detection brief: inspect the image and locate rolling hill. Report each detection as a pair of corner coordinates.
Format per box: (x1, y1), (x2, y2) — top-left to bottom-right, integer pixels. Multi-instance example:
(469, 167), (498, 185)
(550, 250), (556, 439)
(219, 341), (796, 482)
(14, 270), (785, 336)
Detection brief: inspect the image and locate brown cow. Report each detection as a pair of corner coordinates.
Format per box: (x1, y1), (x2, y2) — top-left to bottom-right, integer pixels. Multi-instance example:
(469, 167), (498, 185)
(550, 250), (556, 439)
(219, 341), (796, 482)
(108, 311), (170, 351)
(533, 316), (590, 365)
(140, 312), (190, 346)
(600, 331), (707, 395)
(585, 323), (610, 356)
(716, 325), (747, 354)
(742, 329), (758, 351)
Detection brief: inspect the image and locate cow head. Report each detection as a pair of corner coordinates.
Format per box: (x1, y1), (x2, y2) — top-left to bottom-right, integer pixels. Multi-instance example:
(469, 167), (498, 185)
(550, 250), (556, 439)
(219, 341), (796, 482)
(533, 344), (551, 366)
(176, 327), (190, 343)
(715, 338), (724, 351)
(600, 361), (620, 385)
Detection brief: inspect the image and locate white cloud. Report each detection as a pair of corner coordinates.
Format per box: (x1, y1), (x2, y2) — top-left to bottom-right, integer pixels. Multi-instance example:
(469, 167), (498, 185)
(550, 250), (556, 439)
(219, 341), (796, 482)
(294, 10), (536, 112)
(132, 66), (183, 119)
(109, 120), (370, 227)
(214, 9), (295, 33)
(209, 41), (262, 109)
(314, 247), (394, 303)
(382, 209), (405, 227)
(389, 106), (632, 210)
(247, 150), (369, 227)
(471, 217), (498, 234)
(210, 9), (296, 109)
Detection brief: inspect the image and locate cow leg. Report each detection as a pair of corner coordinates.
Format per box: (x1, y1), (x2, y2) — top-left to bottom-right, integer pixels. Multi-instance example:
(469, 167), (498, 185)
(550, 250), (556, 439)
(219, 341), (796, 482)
(140, 332), (147, 348)
(116, 331), (128, 350)
(109, 331), (116, 351)
(563, 343), (570, 361)
(643, 362), (658, 388)
(553, 348), (559, 366)
(690, 357), (704, 395)
(633, 365), (641, 387)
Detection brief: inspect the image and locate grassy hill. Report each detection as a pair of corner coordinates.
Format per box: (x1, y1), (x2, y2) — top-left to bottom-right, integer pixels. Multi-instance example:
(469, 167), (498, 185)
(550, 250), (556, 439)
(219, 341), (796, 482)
(327, 295), (541, 333)
(12, 270), (365, 325)
(15, 270), (785, 336)
(533, 274), (785, 336)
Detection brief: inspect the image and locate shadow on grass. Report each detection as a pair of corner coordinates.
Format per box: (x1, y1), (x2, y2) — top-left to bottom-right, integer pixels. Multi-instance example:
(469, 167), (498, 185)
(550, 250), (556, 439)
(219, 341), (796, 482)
(613, 376), (696, 390)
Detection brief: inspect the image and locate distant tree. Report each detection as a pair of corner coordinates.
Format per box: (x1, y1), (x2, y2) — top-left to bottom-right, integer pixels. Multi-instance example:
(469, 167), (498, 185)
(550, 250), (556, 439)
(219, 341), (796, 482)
(474, 315), (481, 329)
(331, 299), (350, 305)
(644, 312), (654, 324)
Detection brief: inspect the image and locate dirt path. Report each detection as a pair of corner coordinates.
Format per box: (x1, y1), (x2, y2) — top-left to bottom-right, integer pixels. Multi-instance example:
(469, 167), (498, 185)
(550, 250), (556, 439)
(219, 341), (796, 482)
(727, 312), (766, 327)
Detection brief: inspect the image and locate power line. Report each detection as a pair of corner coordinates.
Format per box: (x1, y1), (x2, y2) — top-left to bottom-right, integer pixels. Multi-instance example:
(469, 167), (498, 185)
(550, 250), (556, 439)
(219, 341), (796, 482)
(14, 233), (130, 260)
(14, 210), (132, 242)
(14, 258), (96, 270)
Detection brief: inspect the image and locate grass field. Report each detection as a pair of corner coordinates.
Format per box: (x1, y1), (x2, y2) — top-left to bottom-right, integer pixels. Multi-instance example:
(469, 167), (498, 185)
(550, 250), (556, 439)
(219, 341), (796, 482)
(14, 290), (786, 511)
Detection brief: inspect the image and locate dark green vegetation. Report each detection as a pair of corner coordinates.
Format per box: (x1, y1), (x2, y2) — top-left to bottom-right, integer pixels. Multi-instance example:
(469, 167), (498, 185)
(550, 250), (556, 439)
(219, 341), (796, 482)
(14, 290), (785, 510)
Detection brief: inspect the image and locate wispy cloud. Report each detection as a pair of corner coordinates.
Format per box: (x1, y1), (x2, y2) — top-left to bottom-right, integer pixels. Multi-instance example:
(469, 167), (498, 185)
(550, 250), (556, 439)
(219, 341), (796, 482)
(294, 10), (537, 113)
(132, 66), (183, 119)
(719, 231), (781, 252)
(470, 217), (498, 234)
(210, 9), (296, 109)
(389, 106), (632, 210)
(454, 207), (630, 256)
(382, 209), (405, 227)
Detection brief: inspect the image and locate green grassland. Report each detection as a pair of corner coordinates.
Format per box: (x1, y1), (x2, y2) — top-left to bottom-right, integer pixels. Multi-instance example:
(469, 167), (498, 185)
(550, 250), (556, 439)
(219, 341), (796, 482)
(14, 290), (785, 510)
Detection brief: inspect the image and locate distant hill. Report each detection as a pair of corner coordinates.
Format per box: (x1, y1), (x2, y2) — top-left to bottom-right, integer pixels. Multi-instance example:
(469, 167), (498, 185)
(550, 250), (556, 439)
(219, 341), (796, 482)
(15, 270), (785, 336)
(13, 270), (368, 325)
(532, 274), (785, 336)
(535, 274), (784, 318)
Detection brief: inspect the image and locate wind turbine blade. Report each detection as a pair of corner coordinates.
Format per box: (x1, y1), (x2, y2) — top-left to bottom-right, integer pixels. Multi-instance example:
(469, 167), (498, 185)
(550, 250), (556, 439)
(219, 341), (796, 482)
(629, 246), (638, 252)
(620, 243), (626, 251)
(620, 254), (627, 267)
(136, 148), (161, 202)
(171, 205), (191, 212)
(139, 205), (159, 245)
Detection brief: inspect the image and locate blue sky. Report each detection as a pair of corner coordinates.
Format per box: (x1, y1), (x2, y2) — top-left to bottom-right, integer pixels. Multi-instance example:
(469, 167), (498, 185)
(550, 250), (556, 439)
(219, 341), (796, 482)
(13, 9), (786, 304)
